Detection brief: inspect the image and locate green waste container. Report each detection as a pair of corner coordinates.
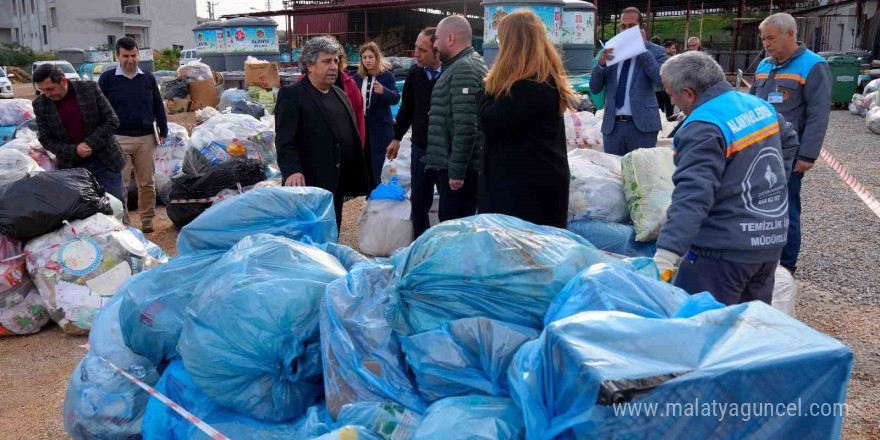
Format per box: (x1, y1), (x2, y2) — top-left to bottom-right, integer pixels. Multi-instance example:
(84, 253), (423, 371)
(827, 55), (860, 105)
(570, 73), (605, 111)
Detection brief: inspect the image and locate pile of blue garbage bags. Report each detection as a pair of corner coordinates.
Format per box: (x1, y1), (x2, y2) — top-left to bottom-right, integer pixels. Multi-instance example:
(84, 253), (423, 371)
(62, 186), (854, 440)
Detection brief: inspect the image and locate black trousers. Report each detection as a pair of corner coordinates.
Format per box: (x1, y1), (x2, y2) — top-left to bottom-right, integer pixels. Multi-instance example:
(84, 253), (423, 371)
(410, 144), (434, 238)
(655, 90), (674, 118)
(435, 169), (479, 223)
(674, 254), (778, 306)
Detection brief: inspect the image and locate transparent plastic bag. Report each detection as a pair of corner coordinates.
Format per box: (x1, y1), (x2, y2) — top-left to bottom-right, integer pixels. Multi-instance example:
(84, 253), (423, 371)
(772, 265), (797, 317)
(190, 113), (277, 169)
(411, 396), (525, 440)
(5, 127), (57, 171)
(567, 149), (627, 223)
(176, 60), (213, 82)
(0, 148), (42, 186)
(218, 88), (249, 112)
(400, 317), (539, 402)
(867, 106), (880, 135)
(179, 234), (347, 421)
(24, 213), (161, 334)
(0, 99), (35, 126)
(154, 123), (190, 204)
(0, 282), (49, 336)
(177, 186), (338, 255)
(381, 132), (412, 193)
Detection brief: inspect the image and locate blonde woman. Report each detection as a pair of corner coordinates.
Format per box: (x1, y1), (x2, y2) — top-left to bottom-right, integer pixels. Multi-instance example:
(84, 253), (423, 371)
(478, 9), (575, 228)
(353, 42), (400, 187)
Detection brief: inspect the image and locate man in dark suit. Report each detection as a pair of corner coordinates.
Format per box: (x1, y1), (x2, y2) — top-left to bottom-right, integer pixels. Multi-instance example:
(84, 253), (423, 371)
(275, 36), (370, 231)
(32, 63), (126, 201)
(589, 7), (668, 156)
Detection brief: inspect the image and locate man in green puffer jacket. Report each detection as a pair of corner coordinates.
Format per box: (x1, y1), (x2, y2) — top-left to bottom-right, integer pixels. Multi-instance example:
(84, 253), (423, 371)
(427, 15), (488, 222)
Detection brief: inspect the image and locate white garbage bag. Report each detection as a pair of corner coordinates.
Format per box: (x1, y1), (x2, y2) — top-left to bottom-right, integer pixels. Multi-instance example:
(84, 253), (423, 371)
(567, 149), (628, 223)
(24, 213), (162, 334)
(771, 266), (797, 317)
(176, 59), (213, 82)
(0, 149), (42, 185)
(864, 78), (880, 95)
(429, 192), (440, 228)
(356, 199), (413, 257)
(564, 111), (603, 151)
(622, 147), (675, 242)
(850, 93), (867, 116)
(3, 127), (56, 170)
(0, 99), (35, 126)
(382, 131), (413, 194)
(106, 194), (125, 222)
(867, 106), (880, 135)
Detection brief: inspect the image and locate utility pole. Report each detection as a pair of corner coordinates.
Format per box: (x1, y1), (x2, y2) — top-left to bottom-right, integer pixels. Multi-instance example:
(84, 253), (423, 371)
(207, 1), (218, 20)
(266, 0), (272, 12)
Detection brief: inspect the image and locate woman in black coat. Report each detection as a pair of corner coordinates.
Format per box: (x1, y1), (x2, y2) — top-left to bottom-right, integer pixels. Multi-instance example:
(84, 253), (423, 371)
(478, 9), (575, 229)
(353, 42), (400, 188)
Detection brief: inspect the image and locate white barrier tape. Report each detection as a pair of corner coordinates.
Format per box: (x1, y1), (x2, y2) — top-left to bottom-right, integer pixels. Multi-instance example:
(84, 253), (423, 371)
(98, 356), (233, 440)
(820, 149), (880, 219)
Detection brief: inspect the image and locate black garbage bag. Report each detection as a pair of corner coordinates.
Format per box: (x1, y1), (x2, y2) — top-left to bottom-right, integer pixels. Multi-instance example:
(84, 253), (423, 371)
(166, 159), (266, 228)
(0, 169), (113, 240)
(164, 79), (190, 99)
(232, 99), (266, 119)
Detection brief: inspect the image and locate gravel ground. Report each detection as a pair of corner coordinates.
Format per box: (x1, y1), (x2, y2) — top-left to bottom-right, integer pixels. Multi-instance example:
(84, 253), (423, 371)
(1, 110), (878, 439)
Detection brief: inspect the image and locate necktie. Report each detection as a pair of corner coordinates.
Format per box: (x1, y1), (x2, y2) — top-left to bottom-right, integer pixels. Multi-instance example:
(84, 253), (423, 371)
(426, 69), (438, 80)
(615, 58), (632, 110)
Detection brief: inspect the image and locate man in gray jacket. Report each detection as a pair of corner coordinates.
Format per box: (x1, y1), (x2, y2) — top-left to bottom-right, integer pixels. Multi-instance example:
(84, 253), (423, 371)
(654, 52), (800, 305)
(750, 13), (832, 275)
(426, 15), (488, 221)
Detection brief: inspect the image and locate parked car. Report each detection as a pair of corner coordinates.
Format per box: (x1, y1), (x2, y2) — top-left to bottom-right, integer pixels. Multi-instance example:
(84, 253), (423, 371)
(31, 60), (81, 95)
(179, 48), (199, 67)
(0, 67), (13, 99)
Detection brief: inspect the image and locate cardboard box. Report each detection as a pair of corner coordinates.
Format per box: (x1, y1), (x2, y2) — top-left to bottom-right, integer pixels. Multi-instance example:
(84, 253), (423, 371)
(164, 98), (191, 115)
(245, 60), (281, 89)
(188, 79), (219, 111)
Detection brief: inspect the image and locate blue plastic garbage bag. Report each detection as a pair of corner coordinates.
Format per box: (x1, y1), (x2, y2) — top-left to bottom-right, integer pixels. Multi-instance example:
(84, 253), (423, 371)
(126, 226), (170, 263)
(543, 264), (724, 326)
(320, 263), (424, 418)
(120, 251), (225, 365)
(369, 177), (406, 201)
(400, 317), (539, 402)
(566, 219), (656, 258)
(392, 214), (633, 332)
(509, 303), (855, 440)
(336, 402), (423, 440)
(307, 239), (372, 271)
(412, 396), (525, 440)
(143, 360), (334, 440)
(179, 234), (348, 422)
(63, 293), (160, 440)
(177, 186), (338, 255)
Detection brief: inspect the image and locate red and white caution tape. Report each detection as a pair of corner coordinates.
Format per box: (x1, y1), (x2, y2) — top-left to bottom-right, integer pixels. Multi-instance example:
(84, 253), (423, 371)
(98, 356), (233, 440)
(820, 148), (880, 219)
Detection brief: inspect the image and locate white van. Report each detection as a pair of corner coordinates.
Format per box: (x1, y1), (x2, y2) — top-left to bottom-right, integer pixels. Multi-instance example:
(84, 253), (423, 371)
(0, 67), (13, 99)
(32, 61), (81, 95)
(179, 49), (199, 67)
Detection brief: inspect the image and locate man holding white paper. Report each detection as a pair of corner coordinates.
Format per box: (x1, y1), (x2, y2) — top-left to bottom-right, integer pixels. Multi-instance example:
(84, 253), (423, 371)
(589, 7), (668, 156)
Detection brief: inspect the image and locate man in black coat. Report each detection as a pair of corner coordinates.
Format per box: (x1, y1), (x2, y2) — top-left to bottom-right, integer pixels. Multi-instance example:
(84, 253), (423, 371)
(275, 36), (370, 231)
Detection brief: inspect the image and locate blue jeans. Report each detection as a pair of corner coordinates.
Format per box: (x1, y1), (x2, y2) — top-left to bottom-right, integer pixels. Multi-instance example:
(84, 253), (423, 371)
(602, 120), (659, 156)
(80, 157), (125, 202)
(780, 171), (804, 270)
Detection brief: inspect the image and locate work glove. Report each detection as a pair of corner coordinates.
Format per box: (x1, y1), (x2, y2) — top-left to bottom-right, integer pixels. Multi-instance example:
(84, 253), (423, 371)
(653, 248), (681, 283)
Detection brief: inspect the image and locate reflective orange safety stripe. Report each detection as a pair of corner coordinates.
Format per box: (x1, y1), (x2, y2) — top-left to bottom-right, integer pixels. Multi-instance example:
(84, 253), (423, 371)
(726, 122), (780, 157)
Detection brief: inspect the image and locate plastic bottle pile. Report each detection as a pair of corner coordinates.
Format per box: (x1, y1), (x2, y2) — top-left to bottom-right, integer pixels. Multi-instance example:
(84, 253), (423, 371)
(60, 184), (852, 440)
(851, 78), (880, 134)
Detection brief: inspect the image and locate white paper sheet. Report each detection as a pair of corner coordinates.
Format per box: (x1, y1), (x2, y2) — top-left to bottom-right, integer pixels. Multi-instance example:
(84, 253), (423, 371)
(603, 26), (647, 66)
